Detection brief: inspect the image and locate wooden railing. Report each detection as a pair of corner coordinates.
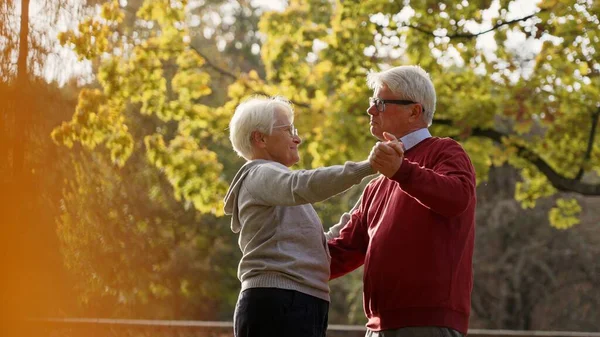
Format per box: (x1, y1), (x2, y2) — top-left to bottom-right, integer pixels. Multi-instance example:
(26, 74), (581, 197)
(26, 318), (600, 337)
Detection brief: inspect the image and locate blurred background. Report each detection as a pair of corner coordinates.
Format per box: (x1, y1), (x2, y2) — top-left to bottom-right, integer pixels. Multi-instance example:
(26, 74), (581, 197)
(1, 0), (599, 335)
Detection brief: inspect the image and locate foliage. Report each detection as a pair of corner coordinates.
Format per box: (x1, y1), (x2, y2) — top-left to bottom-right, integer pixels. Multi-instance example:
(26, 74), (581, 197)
(57, 148), (239, 319)
(49, 0), (600, 325)
(472, 165), (600, 329)
(225, 0), (600, 229)
(50, 0), (245, 319)
(0, 0), (105, 322)
(52, 0), (228, 216)
(0, 79), (81, 319)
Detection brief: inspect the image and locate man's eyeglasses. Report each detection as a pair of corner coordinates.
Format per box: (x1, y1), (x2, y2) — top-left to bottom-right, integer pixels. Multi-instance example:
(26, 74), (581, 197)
(369, 97), (419, 113)
(272, 123), (299, 137)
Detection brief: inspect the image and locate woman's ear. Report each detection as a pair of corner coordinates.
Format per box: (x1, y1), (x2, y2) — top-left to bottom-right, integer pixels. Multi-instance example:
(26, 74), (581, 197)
(251, 131), (267, 148)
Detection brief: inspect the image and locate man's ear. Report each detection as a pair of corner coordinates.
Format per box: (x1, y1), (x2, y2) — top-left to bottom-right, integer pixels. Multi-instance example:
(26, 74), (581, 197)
(409, 104), (423, 123)
(251, 131), (267, 148)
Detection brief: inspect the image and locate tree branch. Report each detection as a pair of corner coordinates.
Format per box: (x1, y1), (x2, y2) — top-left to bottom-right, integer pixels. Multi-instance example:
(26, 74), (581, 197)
(188, 36), (599, 195)
(188, 44), (237, 80)
(404, 11), (544, 39)
(575, 107), (600, 180)
(435, 118), (600, 196)
(188, 43), (311, 108)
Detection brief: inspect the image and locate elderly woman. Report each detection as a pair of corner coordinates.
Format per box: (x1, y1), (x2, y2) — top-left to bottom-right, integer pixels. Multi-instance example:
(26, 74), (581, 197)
(223, 96), (374, 337)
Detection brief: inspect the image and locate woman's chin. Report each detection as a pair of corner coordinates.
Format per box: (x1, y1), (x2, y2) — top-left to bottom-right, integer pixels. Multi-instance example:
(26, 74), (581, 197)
(288, 155), (300, 167)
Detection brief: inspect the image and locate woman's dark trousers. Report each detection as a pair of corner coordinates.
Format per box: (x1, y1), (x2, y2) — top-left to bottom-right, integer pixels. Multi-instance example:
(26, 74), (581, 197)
(234, 287), (329, 337)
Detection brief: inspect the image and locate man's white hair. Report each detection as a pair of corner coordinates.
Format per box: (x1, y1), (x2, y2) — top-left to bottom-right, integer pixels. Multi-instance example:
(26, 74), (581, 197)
(366, 65), (436, 126)
(229, 95), (294, 160)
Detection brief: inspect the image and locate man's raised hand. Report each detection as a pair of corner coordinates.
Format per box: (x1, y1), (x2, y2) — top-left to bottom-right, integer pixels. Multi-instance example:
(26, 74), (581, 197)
(369, 132), (404, 178)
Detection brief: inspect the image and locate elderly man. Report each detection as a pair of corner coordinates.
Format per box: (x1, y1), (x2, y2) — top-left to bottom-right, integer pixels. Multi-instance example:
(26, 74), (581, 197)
(327, 65), (477, 337)
(223, 96), (375, 337)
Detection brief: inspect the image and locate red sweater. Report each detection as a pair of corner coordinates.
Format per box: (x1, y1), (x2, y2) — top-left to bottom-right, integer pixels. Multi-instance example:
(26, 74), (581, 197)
(328, 137), (476, 334)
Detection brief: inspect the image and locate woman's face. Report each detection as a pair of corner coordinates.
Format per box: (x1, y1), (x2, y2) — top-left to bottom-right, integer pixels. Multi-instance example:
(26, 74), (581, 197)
(263, 109), (302, 167)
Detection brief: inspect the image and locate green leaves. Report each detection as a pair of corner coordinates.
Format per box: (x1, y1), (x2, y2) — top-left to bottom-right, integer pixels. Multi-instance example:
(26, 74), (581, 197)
(53, 0), (226, 213)
(51, 88), (133, 167)
(253, 0), (600, 225)
(145, 134), (226, 216)
(549, 198), (582, 229)
(515, 167), (557, 209)
(172, 51), (211, 100)
(47, 0), (600, 323)
(58, 1), (123, 60)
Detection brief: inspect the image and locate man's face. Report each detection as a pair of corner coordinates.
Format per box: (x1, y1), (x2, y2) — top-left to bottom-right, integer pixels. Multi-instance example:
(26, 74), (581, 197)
(366, 85), (414, 140)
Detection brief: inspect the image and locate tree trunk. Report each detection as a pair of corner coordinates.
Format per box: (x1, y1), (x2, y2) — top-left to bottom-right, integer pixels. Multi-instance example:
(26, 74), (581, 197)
(13, 0), (30, 180)
(3, 1), (31, 331)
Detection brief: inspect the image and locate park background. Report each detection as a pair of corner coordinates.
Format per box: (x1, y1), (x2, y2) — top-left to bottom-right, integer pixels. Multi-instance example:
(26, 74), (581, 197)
(1, 0), (600, 335)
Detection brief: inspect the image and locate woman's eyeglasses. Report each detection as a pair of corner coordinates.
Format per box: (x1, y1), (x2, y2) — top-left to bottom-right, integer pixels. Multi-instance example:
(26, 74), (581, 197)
(272, 124), (299, 137)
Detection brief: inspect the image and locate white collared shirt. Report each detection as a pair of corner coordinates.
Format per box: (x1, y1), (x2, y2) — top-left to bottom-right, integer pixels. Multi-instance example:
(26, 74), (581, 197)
(399, 128), (432, 151)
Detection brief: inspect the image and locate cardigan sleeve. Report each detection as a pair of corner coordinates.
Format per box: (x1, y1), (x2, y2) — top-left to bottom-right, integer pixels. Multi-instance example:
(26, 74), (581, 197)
(391, 139), (476, 218)
(243, 160), (373, 206)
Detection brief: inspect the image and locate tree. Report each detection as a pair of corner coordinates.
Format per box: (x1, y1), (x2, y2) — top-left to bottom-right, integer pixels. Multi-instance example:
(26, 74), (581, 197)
(50, 0), (258, 319)
(472, 165), (600, 330)
(53, 0), (228, 214)
(223, 0), (600, 228)
(0, 0), (96, 326)
(56, 146), (239, 318)
(188, 0), (264, 74)
(222, 0), (600, 326)
(50, 0), (600, 324)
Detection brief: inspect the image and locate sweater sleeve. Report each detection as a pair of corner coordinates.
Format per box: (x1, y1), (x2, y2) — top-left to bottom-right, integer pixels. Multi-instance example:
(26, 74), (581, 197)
(327, 193), (369, 280)
(244, 160), (373, 206)
(324, 195), (362, 241)
(391, 139), (476, 218)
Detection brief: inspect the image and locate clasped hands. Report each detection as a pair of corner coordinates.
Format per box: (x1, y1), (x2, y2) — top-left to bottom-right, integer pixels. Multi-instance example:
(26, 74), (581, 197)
(369, 132), (404, 178)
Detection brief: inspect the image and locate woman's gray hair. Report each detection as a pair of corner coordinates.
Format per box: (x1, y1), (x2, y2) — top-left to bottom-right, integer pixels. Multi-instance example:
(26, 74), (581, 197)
(229, 95), (294, 160)
(366, 65), (436, 126)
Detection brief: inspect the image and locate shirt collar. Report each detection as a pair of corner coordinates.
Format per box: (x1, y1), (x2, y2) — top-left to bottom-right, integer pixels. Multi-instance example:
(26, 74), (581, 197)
(399, 128), (431, 151)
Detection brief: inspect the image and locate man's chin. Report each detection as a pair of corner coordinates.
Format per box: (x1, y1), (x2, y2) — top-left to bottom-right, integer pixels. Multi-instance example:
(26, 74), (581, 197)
(370, 127), (384, 140)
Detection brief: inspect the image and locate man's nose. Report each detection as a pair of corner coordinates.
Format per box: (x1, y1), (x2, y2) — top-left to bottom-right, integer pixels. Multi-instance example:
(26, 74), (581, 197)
(293, 135), (302, 144)
(367, 104), (378, 116)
